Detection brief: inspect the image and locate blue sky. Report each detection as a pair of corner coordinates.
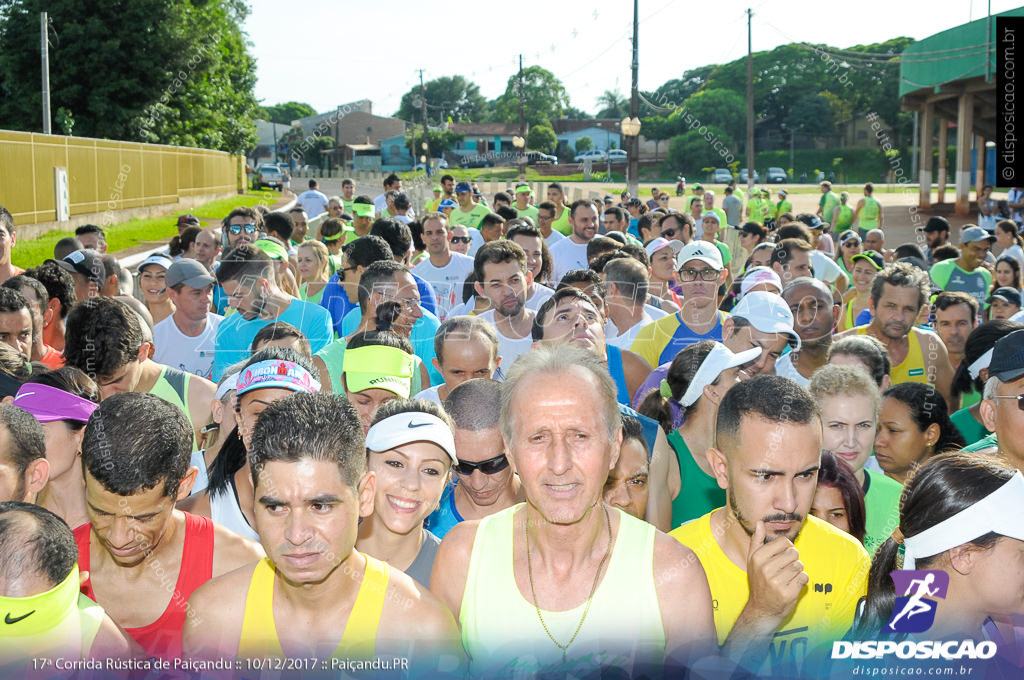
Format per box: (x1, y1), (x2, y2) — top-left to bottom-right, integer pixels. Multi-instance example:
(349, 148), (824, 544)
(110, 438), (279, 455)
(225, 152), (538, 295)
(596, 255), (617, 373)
(245, 0), (1017, 118)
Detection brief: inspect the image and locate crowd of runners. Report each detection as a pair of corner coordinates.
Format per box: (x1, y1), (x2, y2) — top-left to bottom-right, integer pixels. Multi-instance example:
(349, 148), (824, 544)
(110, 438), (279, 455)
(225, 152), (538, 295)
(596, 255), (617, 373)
(0, 173), (1023, 678)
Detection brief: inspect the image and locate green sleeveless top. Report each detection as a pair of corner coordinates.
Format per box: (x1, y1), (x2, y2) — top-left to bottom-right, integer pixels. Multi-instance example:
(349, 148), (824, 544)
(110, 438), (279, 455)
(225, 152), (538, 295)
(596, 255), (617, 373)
(835, 204), (853, 229)
(149, 365), (195, 448)
(460, 504), (665, 673)
(861, 468), (902, 556)
(667, 429), (725, 530)
(860, 197), (880, 229)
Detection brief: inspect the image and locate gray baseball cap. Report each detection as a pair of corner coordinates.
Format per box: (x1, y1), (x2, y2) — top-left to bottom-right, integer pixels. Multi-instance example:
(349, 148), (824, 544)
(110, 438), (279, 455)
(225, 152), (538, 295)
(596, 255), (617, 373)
(166, 259), (215, 289)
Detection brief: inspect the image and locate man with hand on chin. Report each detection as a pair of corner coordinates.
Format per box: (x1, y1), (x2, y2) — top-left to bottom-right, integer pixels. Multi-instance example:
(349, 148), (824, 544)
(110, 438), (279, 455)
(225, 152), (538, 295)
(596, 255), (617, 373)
(671, 375), (869, 677)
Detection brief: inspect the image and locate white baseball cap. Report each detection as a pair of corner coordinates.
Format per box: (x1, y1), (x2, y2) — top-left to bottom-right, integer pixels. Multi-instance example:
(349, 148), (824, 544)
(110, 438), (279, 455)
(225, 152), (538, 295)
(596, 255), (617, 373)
(681, 343), (762, 407)
(644, 237), (684, 258)
(739, 267), (783, 297)
(675, 240), (724, 271)
(731, 291), (802, 351)
(365, 412), (458, 465)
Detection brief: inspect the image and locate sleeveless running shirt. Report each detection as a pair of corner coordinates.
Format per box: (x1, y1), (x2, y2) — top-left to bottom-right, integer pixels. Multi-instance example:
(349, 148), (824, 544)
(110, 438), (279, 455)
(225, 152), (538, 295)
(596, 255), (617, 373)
(237, 554), (388, 659)
(605, 344), (631, 405)
(460, 504), (665, 676)
(667, 429), (725, 529)
(859, 196), (880, 231)
(855, 326), (929, 385)
(74, 512), (214, 659)
(149, 365), (196, 447)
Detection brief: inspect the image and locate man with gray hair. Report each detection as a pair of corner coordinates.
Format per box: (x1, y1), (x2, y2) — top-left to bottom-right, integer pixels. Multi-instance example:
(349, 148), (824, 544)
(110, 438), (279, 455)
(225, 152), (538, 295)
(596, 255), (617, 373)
(425, 378), (521, 539)
(970, 329), (1024, 468)
(432, 344), (715, 676)
(603, 257), (654, 349)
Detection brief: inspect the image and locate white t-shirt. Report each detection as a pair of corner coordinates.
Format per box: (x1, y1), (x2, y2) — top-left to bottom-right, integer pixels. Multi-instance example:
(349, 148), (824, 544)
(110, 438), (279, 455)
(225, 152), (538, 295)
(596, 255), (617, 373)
(545, 229), (565, 247)
(607, 311), (657, 350)
(477, 309), (533, 381)
(412, 252), (475, 321)
(810, 250), (845, 285)
(448, 284), (554, 318)
(296, 189), (329, 218)
(548, 237), (590, 285)
(153, 313), (223, 379)
(774, 352), (811, 387)
(1001, 244), (1024, 266)
(413, 384), (444, 406)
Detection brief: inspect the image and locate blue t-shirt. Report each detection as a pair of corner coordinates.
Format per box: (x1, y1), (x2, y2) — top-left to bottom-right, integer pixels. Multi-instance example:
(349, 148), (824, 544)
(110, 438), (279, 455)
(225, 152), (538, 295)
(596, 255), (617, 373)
(425, 484), (463, 539)
(319, 272), (439, 337)
(339, 306), (443, 386)
(212, 299), (334, 381)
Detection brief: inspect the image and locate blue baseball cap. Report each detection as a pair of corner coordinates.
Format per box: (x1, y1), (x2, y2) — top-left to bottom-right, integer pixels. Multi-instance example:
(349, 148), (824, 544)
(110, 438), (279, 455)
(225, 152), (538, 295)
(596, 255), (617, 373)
(455, 182), (472, 193)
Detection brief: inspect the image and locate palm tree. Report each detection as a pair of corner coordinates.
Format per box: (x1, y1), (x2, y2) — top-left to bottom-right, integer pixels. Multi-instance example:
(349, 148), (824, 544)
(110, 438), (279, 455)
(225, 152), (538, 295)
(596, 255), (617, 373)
(595, 90), (627, 119)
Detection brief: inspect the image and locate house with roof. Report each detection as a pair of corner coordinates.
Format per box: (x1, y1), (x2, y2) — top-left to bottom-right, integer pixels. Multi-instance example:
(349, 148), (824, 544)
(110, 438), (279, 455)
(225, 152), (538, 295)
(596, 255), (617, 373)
(289, 100), (413, 171)
(552, 119), (622, 153)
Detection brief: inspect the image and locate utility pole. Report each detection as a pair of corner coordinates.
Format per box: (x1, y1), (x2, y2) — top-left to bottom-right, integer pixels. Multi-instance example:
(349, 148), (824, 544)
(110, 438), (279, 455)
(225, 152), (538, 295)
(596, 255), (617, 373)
(418, 69), (430, 172)
(746, 8), (754, 192)
(518, 54), (526, 179)
(41, 12), (51, 134)
(628, 0), (640, 197)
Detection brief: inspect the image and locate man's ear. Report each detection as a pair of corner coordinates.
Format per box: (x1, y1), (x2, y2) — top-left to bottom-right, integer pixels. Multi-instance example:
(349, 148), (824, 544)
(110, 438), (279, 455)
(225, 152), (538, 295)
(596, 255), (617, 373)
(136, 342), (151, 363)
(44, 299), (59, 328)
(357, 470), (376, 519)
(25, 458), (49, 500)
(175, 466), (199, 502)
(980, 398), (997, 432)
(706, 447), (729, 491)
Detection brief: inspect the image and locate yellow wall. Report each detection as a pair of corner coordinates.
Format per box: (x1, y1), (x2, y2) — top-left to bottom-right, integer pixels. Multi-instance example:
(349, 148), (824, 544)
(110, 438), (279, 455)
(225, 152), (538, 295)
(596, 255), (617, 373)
(0, 130), (242, 226)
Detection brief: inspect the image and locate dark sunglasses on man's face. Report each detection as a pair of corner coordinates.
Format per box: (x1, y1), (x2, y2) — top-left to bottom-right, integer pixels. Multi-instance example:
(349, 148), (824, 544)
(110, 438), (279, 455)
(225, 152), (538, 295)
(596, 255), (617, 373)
(229, 223), (257, 235)
(450, 236), (471, 244)
(990, 395), (1024, 411)
(661, 228), (678, 239)
(454, 453), (510, 476)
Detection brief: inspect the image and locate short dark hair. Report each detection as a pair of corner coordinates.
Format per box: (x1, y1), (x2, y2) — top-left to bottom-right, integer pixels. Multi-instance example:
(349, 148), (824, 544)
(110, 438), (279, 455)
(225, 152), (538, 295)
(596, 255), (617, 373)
(532, 287), (601, 341)
(590, 250), (630, 274)
(547, 182), (564, 195)
(251, 322), (311, 356)
(556, 268), (605, 302)
(715, 375), (819, 452)
(383, 173), (401, 188)
(480, 213), (506, 231)
(933, 291), (979, 320)
(64, 297), (143, 377)
(775, 223), (813, 244)
(54, 237), (84, 260)
(263, 212), (294, 242)
(473, 240), (527, 282)
(444, 378), (502, 431)
(570, 199), (596, 219)
(224, 206), (263, 228)
(3, 275), (48, 318)
(537, 201), (556, 216)
(24, 263), (75, 320)
(249, 391), (366, 490)
(370, 219), (412, 260)
(586, 235), (620, 263)
(771, 238), (813, 268)
(216, 245), (273, 286)
(0, 502), (77, 589)
(621, 243), (650, 267)
(495, 206), (518, 222)
(345, 234), (392, 270)
(605, 257), (649, 304)
(0, 287), (29, 316)
(604, 206), (626, 223)
(0, 205), (13, 235)
(892, 243), (925, 261)
(75, 224), (105, 241)
(82, 392), (193, 498)
(494, 191), (512, 204)
(931, 244), (960, 262)
(357, 260), (409, 312)
(0, 404), (45, 481)
(342, 177), (355, 187)
(637, 214), (658, 240)
(393, 193), (411, 212)
(100, 254), (120, 283)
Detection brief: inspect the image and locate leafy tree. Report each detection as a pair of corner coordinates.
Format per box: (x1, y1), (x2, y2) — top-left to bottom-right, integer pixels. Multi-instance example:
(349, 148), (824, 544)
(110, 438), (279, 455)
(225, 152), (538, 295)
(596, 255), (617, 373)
(492, 66), (569, 127)
(784, 94), (834, 135)
(404, 128), (464, 157)
(677, 89), (745, 143)
(260, 101), (317, 125)
(575, 136), (593, 152)
(395, 76), (486, 125)
(595, 90), (627, 119)
(564, 106), (593, 120)
(0, 0), (258, 153)
(642, 66), (717, 113)
(667, 126), (736, 175)
(526, 125), (557, 153)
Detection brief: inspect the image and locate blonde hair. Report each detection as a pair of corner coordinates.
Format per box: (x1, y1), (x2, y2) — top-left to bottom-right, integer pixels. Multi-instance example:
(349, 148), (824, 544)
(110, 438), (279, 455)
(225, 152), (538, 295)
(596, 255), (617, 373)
(808, 364), (880, 415)
(297, 240), (330, 285)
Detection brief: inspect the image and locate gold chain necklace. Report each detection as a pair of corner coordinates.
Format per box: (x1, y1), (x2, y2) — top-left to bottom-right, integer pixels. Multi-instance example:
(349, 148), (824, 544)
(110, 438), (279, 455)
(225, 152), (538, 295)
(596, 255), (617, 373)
(524, 506), (614, 664)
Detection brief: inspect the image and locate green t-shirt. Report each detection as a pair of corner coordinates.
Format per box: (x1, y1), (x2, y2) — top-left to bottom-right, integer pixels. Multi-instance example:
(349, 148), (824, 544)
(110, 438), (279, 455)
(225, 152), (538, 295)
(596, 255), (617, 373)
(862, 468), (903, 556)
(748, 197), (768, 224)
(820, 191), (840, 223)
(551, 205), (572, 236)
(962, 431), (998, 452)
(835, 204), (853, 229)
(930, 259), (992, 309)
(859, 196), (880, 229)
(950, 407), (990, 447)
(449, 203), (491, 230)
(712, 240), (732, 266)
(514, 203), (540, 224)
(667, 429), (726, 529)
(775, 199), (792, 220)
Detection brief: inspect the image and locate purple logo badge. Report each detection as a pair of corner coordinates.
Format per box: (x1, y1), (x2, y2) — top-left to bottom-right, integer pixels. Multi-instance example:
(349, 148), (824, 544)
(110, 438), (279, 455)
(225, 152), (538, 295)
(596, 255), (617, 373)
(886, 570), (949, 633)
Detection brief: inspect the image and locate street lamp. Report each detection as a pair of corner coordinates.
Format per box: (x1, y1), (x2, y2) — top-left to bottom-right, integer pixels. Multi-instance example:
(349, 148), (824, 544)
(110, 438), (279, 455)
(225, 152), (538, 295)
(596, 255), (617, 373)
(621, 116), (642, 197)
(512, 135), (526, 180)
(421, 142), (429, 175)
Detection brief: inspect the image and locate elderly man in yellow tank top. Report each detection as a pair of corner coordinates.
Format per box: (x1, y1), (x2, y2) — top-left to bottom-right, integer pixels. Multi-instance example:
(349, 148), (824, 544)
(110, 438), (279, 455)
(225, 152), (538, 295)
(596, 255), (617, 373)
(183, 392), (463, 670)
(838, 262), (955, 410)
(431, 344), (716, 678)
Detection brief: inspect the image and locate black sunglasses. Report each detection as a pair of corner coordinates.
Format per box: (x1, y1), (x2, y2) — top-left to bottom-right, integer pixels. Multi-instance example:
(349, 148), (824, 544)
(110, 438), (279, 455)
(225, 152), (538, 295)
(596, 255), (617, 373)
(991, 395), (1024, 411)
(450, 236), (472, 244)
(454, 453), (509, 476)
(229, 223), (257, 235)
(660, 228), (677, 238)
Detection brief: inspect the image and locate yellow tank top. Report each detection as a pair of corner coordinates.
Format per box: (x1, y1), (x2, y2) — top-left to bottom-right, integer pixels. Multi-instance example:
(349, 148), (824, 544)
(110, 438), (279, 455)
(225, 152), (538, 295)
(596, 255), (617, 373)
(237, 555), (389, 659)
(855, 326), (930, 384)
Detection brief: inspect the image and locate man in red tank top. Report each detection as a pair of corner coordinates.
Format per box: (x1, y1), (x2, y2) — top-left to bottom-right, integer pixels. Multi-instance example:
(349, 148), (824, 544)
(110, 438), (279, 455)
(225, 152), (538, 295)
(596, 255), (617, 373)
(75, 392), (264, 659)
